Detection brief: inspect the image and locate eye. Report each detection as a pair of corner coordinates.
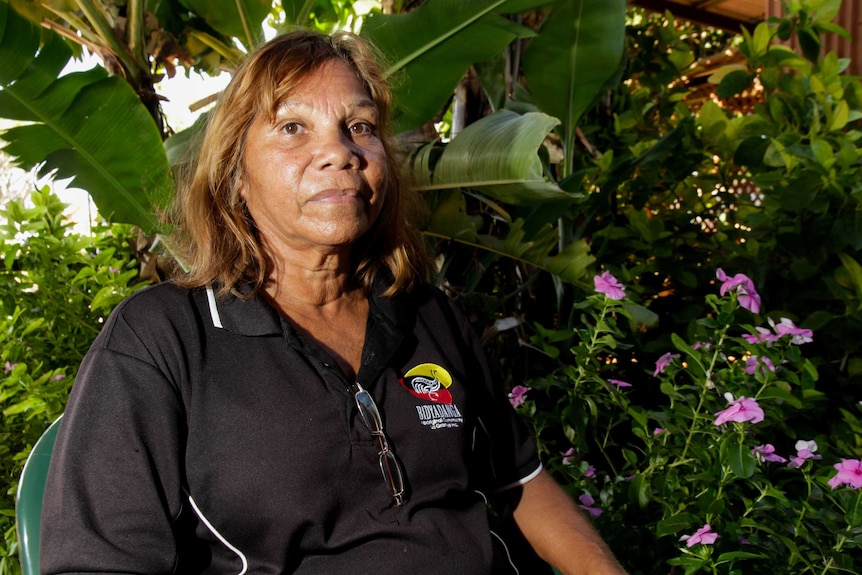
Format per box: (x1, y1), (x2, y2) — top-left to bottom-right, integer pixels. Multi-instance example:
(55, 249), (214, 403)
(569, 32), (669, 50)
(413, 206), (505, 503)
(348, 122), (376, 137)
(280, 122), (303, 135)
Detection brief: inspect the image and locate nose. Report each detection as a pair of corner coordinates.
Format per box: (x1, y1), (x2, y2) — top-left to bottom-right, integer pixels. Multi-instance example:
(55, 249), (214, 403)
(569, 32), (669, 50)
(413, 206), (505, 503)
(314, 129), (361, 170)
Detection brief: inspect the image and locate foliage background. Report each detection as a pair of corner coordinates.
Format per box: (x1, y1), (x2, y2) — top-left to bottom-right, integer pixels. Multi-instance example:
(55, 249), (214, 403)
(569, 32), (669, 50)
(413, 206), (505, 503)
(1, 0), (862, 573)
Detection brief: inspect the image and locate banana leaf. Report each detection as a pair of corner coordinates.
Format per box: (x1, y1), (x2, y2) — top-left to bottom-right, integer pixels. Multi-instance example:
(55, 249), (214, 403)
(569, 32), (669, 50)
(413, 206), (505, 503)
(410, 109), (572, 205)
(183, 0), (271, 50)
(0, 0), (171, 231)
(416, 109), (590, 284)
(522, 0), (626, 171)
(361, 0), (540, 133)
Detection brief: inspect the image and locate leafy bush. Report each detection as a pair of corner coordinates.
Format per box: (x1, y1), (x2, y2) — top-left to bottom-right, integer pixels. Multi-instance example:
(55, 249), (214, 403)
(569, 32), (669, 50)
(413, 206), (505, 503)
(0, 188), (147, 574)
(516, 270), (862, 574)
(573, 6), (862, 412)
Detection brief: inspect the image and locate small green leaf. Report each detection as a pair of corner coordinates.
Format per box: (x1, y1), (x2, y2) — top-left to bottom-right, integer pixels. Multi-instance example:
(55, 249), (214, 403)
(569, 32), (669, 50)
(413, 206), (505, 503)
(716, 551), (767, 563)
(717, 70), (755, 99)
(628, 474), (651, 509)
(845, 490), (862, 527)
(670, 333), (706, 379)
(656, 512), (700, 537)
(831, 100), (850, 131)
(758, 386), (803, 409)
(751, 22), (773, 58)
(723, 442), (756, 479)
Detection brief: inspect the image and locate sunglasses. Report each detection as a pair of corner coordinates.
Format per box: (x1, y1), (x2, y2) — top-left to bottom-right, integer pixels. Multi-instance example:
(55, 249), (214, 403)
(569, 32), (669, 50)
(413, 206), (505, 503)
(353, 383), (406, 506)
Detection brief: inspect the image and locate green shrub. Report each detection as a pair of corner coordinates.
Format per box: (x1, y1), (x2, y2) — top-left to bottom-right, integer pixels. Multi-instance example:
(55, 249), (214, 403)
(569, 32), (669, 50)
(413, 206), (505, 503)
(0, 188), (147, 574)
(517, 270), (862, 574)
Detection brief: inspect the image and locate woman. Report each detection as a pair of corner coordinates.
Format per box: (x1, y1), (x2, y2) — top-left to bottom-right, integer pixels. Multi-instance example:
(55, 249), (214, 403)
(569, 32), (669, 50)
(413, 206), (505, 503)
(41, 30), (626, 575)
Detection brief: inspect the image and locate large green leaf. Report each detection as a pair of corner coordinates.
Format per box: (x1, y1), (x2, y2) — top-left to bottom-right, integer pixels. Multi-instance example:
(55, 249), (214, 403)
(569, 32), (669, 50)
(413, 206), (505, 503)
(182, 0), (271, 49)
(361, 0), (541, 133)
(424, 189), (476, 241)
(0, 0), (171, 231)
(522, 0), (626, 171)
(545, 237), (593, 285)
(410, 110), (572, 205)
(416, 110), (590, 284)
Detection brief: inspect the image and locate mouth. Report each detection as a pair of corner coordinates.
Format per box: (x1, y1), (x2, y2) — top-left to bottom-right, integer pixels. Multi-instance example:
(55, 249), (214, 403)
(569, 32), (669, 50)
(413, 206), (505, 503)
(309, 188), (368, 203)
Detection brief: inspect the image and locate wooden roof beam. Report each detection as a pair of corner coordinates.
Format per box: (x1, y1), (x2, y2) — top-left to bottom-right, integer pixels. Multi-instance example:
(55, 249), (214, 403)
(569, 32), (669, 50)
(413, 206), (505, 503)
(628, 0), (763, 33)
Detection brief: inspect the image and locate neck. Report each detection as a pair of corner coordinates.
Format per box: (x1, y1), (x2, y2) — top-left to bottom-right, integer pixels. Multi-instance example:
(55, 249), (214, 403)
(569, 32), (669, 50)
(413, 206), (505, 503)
(265, 244), (359, 308)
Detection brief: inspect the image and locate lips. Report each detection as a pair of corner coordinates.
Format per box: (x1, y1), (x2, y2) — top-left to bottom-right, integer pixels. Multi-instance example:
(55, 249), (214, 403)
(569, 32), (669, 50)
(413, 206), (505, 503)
(310, 188), (362, 200)
(307, 186), (372, 206)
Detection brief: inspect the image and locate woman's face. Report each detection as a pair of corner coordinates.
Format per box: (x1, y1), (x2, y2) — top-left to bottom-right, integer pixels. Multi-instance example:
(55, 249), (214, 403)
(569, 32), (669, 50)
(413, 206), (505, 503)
(240, 59), (387, 259)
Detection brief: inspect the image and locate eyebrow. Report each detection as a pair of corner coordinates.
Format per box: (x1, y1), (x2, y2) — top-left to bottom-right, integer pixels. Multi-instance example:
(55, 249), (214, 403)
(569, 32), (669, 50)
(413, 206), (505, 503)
(277, 98), (378, 115)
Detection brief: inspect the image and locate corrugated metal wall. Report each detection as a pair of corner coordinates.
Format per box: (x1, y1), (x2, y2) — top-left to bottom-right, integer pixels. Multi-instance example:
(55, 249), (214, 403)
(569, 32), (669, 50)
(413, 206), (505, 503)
(766, 0), (861, 76)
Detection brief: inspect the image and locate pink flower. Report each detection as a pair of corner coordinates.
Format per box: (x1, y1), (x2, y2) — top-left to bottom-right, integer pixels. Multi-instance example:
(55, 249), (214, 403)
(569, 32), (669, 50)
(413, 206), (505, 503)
(742, 327), (778, 345)
(608, 378), (631, 388)
(714, 396), (765, 426)
(653, 427), (665, 435)
(653, 352), (680, 377)
(584, 465), (596, 478)
(561, 447), (575, 466)
(770, 318), (813, 345)
(4, 361), (17, 374)
(508, 385), (531, 408)
(692, 341), (711, 350)
(828, 459), (862, 489)
(578, 494), (602, 517)
(744, 355), (776, 376)
(680, 524), (719, 547)
(594, 271), (626, 300)
(788, 440), (821, 468)
(752, 444), (787, 463)
(796, 439), (819, 453)
(716, 268), (761, 314)
(50, 374), (66, 381)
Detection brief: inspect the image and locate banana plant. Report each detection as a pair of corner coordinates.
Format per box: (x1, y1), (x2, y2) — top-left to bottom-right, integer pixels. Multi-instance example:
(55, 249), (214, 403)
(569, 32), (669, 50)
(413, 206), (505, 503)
(522, 0), (627, 177)
(360, 0), (551, 133)
(411, 110), (595, 285)
(0, 1), (171, 231)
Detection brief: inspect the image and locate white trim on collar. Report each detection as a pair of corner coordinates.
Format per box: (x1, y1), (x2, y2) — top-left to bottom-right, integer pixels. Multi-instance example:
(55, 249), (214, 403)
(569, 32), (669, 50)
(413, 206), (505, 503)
(206, 287), (224, 329)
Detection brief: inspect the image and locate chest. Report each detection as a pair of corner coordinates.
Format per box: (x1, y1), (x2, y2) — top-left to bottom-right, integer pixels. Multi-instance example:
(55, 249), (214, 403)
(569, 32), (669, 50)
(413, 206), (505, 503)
(178, 313), (481, 542)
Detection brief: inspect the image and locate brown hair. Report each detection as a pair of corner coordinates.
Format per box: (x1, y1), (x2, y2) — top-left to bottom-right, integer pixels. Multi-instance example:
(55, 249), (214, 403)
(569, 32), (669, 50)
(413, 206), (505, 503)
(168, 29), (428, 297)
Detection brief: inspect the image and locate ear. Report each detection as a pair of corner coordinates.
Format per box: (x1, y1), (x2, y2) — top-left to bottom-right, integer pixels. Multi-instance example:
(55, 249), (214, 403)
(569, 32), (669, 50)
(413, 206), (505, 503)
(238, 170), (249, 201)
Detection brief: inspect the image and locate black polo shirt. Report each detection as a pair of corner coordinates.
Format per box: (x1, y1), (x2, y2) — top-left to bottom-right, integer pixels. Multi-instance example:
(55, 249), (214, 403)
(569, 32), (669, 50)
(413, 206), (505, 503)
(41, 280), (541, 574)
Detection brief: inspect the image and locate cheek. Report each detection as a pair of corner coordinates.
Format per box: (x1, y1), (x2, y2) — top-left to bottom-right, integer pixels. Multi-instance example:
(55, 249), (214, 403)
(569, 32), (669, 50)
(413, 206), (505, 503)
(367, 152), (390, 196)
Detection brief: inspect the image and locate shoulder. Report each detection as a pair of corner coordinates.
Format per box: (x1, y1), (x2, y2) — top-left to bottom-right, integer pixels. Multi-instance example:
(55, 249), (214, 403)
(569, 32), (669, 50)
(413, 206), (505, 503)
(397, 283), (475, 345)
(106, 281), (203, 331)
(112, 280), (198, 317)
(94, 281), (204, 354)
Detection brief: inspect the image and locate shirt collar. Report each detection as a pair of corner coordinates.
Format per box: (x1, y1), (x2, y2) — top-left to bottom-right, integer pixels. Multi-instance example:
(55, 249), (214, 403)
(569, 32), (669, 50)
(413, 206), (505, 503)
(204, 276), (417, 338)
(205, 285), (282, 336)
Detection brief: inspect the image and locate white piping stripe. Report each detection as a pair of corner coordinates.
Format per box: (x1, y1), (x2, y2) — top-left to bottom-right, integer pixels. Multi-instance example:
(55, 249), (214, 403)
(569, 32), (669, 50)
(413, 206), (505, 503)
(490, 529), (520, 575)
(475, 490), (520, 575)
(188, 495), (248, 575)
(206, 287), (224, 329)
(493, 463), (543, 493)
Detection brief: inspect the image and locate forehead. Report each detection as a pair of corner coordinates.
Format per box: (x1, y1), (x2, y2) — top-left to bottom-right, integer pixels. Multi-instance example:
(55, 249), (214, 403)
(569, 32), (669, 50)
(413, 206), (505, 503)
(275, 60), (376, 111)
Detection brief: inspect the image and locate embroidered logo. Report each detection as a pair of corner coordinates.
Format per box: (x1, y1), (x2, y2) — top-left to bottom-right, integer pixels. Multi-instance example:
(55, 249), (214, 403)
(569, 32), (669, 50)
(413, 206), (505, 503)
(400, 363), (464, 430)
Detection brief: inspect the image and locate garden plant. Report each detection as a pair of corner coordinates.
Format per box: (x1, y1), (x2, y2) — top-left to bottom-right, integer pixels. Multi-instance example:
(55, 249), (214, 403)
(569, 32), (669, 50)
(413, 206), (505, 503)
(514, 269), (862, 573)
(0, 189), (147, 571)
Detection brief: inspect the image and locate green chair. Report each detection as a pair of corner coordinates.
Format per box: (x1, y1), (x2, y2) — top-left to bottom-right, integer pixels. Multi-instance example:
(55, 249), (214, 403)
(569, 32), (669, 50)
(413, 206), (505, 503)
(16, 415), (63, 575)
